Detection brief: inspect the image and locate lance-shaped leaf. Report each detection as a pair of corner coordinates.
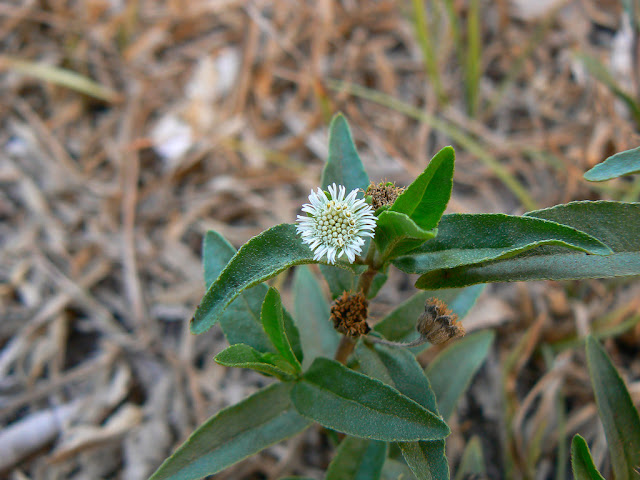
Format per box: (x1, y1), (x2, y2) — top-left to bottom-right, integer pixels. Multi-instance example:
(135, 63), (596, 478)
(293, 266), (339, 369)
(381, 459), (417, 480)
(149, 382), (311, 480)
(374, 211), (438, 260)
(571, 434), (606, 480)
(320, 263), (360, 299)
(454, 436), (486, 480)
(193, 224), (354, 334)
(291, 357), (450, 442)
(394, 213), (611, 276)
(325, 436), (388, 480)
(320, 263), (388, 300)
(214, 344), (297, 381)
(391, 146), (455, 231)
(414, 201), (639, 289)
(584, 145), (640, 181)
(374, 285), (484, 344)
(321, 113), (370, 192)
(354, 342), (449, 480)
(262, 287), (301, 371)
(202, 231), (273, 351)
(586, 336), (640, 480)
(202, 231), (300, 355)
(426, 330), (495, 421)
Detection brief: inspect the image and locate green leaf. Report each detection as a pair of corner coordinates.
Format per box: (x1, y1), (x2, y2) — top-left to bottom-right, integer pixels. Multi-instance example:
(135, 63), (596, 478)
(320, 264), (387, 299)
(398, 442), (448, 480)
(381, 458), (417, 480)
(326, 436), (388, 480)
(571, 434), (606, 480)
(202, 231), (235, 290)
(202, 230), (301, 354)
(374, 211), (438, 260)
(192, 224), (328, 334)
(214, 344), (297, 381)
(321, 113), (370, 192)
(391, 146), (455, 231)
(394, 212), (612, 276)
(293, 266), (339, 369)
(149, 382), (311, 480)
(426, 330), (495, 421)
(454, 436), (486, 480)
(412, 201), (640, 289)
(320, 263), (359, 299)
(586, 336), (640, 480)
(202, 231), (274, 351)
(290, 357), (450, 442)
(584, 145), (640, 181)
(352, 343), (449, 480)
(261, 287), (302, 371)
(373, 285), (485, 344)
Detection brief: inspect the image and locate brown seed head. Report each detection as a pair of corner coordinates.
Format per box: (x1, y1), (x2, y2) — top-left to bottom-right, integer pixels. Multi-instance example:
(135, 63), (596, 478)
(365, 182), (405, 211)
(417, 298), (465, 345)
(330, 291), (370, 337)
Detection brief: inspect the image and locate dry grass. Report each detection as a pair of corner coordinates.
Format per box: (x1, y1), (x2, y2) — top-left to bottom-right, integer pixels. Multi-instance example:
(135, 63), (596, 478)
(1, 1), (640, 479)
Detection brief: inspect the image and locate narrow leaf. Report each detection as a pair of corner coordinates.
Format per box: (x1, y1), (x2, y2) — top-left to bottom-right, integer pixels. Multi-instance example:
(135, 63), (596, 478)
(374, 211), (438, 260)
(326, 436), (388, 480)
(203, 231), (235, 290)
(293, 266), (339, 369)
(381, 458), (417, 480)
(321, 113), (370, 192)
(571, 434), (606, 480)
(374, 285), (484, 344)
(584, 145), (640, 181)
(413, 202), (639, 289)
(262, 288), (301, 371)
(214, 344), (297, 381)
(291, 358), (450, 442)
(426, 330), (495, 421)
(3, 56), (122, 103)
(202, 231), (274, 351)
(391, 146), (455, 231)
(454, 436), (486, 480)
(394, 212), (612, 275)
(586, 336), (640, 480)
(149, 383), (311, 480)
(192, 224), (325, 334)
(353, 343), (448, 480)
(320, 263), (359, 299)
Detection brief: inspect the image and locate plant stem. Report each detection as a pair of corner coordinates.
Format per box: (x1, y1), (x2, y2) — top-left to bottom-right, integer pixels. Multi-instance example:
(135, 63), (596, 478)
(365, 335), (427, 349)
(335, 243), (379, 365)
(335, 337), (355, 365)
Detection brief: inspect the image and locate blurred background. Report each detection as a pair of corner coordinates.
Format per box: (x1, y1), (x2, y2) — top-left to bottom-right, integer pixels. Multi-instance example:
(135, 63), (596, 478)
(1, 0), (640, 479)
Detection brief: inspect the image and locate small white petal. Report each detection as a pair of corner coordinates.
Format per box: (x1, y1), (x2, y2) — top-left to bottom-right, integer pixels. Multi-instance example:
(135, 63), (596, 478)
(295, 184), (377, 265)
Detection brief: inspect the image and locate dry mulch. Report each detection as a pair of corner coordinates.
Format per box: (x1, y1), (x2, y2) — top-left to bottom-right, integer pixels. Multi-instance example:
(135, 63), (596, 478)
(1, 1), (640, 479)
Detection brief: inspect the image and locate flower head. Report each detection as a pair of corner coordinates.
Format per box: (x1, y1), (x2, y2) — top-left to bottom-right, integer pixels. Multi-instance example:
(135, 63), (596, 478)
(296, 183), (377, 264)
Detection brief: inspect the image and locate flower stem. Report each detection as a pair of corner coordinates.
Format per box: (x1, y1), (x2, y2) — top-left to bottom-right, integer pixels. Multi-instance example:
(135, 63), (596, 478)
(365, 335), (428, 348)
(335, 336), (355, 365)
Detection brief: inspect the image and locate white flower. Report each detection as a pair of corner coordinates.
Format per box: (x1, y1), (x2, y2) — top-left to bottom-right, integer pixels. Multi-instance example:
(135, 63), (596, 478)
(296, 183), (377, 264)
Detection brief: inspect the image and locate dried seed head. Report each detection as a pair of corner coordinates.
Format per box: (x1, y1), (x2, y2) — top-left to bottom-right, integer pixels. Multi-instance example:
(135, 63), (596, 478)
(365, 181), (405, 211)
(330, 291), (370, 337)
(417, 298), (465, 345)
